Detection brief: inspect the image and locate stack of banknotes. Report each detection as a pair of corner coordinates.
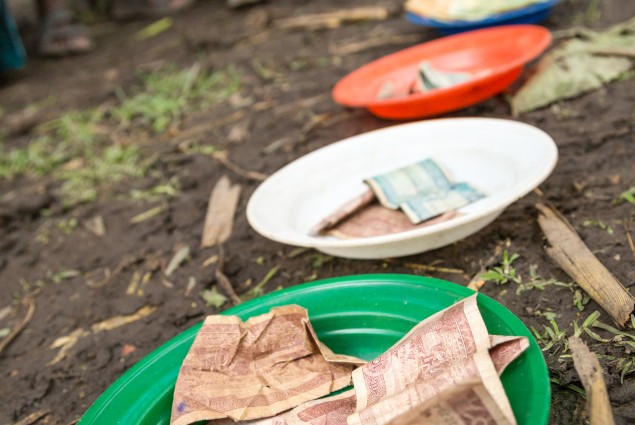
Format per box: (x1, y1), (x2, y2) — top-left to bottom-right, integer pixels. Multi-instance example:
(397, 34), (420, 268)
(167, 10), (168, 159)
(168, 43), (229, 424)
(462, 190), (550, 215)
(170, 296), (528, 425)
(311, 158), (484, 239)
(405, 0), (549, 21)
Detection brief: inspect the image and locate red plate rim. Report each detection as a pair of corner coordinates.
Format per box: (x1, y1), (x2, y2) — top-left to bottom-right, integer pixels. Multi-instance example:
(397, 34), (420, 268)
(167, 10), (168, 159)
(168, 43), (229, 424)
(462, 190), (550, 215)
(332, 25), (552, 108)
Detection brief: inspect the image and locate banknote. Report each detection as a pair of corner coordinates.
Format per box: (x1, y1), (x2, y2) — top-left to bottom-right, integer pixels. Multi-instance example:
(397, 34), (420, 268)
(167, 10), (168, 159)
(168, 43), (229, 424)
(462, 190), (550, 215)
(311, 159), (484, 237)
(326, 205), (459, 239)
(386, 380), (510, 425)
(400, 182), (485, 224)
(250, 390), (357, 425)
(349, 295), (519, 425)
(364, 159), (453, 209)
(241, 296), (528, 425)
(170, 305), (364, 425)
(310, 189), (375, 235)
(405, 0), (549, 21)
(415, 61), (472, 92)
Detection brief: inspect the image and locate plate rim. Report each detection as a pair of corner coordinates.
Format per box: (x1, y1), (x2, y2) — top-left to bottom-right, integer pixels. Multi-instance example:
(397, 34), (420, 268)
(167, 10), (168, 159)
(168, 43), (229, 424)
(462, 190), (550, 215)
(246, 117), (558, 249)
(79, 274), (551, 425)
(332, 25), (551, 108)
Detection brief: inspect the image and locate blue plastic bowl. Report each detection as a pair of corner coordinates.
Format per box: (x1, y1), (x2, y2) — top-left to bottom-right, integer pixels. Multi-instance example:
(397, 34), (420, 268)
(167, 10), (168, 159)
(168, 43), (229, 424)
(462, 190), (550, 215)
(406, 0), (560, 35)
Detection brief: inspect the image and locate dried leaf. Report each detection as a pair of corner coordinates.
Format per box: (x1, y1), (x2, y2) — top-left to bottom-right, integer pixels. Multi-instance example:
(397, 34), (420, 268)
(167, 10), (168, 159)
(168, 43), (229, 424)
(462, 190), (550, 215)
(185, 276), (197, 297)
(201, 176), (242, 248)
(536, 203), (634, 327)
(165, 246), (190, 277)
(130, 205), (165, 224)
(91, 305), (157, 333)
(512, 17), (635, 114)
(136, 17), (173, 40)
(569, 336), (616, 425)
(84, 215), (106, 236)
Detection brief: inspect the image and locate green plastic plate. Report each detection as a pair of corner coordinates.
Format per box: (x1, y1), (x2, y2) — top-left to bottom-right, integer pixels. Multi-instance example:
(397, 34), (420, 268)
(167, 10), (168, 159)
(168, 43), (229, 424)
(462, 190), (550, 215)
(79, 274), (550, 425)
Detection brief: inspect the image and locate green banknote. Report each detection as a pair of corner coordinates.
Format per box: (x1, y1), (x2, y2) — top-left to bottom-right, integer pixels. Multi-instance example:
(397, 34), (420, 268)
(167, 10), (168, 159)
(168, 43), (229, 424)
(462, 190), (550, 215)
(365, 159), (452, 209)
(365, 159), (484, 224)
(401, 182), (484, 224)
(416, 61), (472, 92)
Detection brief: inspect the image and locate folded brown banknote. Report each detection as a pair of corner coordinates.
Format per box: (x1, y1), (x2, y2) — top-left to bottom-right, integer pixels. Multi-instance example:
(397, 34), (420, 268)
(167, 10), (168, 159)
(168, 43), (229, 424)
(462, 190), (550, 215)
(248, 295), (528, 425)
(170, 305), (364, 425)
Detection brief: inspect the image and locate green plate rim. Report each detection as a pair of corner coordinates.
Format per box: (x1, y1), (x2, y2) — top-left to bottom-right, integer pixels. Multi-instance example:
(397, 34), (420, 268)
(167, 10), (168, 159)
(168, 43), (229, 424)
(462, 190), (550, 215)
(79, 274), (551, 425)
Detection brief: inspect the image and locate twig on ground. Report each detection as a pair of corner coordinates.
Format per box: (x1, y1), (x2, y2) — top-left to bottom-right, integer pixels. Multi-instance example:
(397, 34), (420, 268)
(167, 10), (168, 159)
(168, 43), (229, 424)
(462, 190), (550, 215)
(569, 336), (616, 425)
(273, 94), (329, 116)
(130, 205), (166, 224)
(215, 246), (242, 305)
(12, 409), (50, 425)
(330, 34), (422, 56)
(588, 47), (635, 57)
(537, 203), (635, 327)
(625, 222), (635, 260)
(48, 306), (157, 366)
(213, 151), (268, 181)
(274, 6), (392, 30)
(174, 110), (246, 143)
(0, 297), (35, 356)
(384, 259), (463, 274)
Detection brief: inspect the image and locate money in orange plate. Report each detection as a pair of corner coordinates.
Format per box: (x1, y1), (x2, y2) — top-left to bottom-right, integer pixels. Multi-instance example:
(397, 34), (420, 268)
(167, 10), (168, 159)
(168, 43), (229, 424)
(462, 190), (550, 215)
(332, 25), (551, 120)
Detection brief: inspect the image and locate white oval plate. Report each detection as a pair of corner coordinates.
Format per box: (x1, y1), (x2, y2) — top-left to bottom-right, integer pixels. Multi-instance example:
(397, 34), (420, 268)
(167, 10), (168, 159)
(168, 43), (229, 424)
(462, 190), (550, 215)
(247, 118), (558, 259)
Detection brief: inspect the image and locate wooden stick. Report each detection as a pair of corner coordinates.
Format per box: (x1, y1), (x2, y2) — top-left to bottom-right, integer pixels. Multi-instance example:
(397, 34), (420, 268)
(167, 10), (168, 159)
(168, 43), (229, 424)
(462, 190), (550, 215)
(213, 151), (268, 182)
(536, 203), (634, 327)
(201, 175), (242, 248)
(12, 409), (50, 425)
(0, 297), (35, 355)
(330, 34), (422, 56)
(403, 262), (464, 274)
(215, 246), (242, 305)
(569, 336), (616, 425)
(625, 222), (635, 260)
(588, 47), (635, 58)
(274, 6), (391, 30)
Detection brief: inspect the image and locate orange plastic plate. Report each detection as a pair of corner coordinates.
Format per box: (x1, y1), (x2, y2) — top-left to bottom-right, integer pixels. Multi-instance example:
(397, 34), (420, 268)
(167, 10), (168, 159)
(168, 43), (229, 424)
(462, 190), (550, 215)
(332, 25), (551, 120)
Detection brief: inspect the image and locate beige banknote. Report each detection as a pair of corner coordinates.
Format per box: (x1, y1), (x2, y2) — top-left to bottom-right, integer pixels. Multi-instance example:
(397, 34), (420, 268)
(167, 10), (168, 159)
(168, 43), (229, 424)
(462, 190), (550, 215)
(349, 295), (518, 425)
(170, 305), (364, 425)
(326, 204), (459, 239)
(243, 296), (528, 425)
(310, 189), (375, 236)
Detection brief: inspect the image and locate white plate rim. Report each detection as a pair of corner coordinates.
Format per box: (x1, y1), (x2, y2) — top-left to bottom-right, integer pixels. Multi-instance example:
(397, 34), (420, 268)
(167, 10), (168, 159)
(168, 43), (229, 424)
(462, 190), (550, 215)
(246, 117), (558, 249)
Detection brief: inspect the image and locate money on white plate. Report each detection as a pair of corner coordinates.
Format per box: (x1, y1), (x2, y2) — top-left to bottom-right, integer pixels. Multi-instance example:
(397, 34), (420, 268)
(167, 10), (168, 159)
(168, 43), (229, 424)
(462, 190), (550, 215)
(400, 181), (485, 223)
(365, 158), (453, 209)
(312, 158), (484, 237)
(326, 206), (460, 239)
(366, 158), (485, 224)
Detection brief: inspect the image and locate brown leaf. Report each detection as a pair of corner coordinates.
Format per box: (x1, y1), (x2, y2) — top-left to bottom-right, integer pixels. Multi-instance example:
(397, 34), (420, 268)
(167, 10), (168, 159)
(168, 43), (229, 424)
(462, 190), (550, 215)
(569, 336), (616, 425)
(201, 175), (242, 248)
(536, 203), (634, 327)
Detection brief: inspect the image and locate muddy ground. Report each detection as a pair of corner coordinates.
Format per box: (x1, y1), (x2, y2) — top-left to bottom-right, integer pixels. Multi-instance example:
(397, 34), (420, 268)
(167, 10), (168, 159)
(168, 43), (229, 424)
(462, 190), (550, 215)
(1, 0), (635, 424)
